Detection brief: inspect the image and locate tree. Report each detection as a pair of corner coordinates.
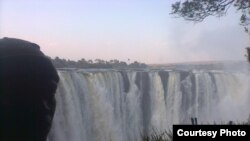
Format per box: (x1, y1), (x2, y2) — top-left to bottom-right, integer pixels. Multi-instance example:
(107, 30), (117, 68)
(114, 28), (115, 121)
(171, 0), (250, 25)
(171, 0), (250, 61)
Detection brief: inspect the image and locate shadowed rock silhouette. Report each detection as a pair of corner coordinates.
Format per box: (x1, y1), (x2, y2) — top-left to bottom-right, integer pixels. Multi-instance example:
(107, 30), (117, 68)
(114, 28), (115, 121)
(0, 37), (59, 141)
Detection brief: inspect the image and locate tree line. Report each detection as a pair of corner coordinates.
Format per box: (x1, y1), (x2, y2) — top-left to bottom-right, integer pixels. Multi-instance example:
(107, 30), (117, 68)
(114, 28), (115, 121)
(49, 56), (148, 69)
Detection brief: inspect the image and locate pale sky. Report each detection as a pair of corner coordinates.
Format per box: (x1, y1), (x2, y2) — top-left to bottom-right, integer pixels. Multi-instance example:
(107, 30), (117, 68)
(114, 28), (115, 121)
(1, 0), (249, 64)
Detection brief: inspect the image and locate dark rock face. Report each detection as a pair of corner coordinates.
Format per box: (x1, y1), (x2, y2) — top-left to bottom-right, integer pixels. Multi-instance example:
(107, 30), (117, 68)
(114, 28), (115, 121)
(158, 71), (169, 100)
(119, 71), (130, 93)
(135, 71), (151, 135)
(0, 37), (59, 141)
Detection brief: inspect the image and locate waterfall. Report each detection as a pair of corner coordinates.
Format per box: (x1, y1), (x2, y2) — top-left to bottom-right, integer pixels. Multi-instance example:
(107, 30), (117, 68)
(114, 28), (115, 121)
(48, 69), (250, 141)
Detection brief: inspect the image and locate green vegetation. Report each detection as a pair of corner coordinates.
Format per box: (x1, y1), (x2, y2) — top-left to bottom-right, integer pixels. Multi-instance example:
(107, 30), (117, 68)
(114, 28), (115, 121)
(141, 130), (172, 141)
(50, 56), (147, 69)
(171, 0), (250, 27)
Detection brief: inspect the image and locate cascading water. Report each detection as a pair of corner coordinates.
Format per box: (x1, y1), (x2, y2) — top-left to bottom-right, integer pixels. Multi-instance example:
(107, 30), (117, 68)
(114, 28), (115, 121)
(47, 68), (250, 141)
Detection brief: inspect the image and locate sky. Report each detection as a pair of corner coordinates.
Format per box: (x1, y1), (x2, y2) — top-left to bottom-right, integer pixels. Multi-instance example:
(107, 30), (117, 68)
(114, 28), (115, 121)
(1, 0), (249, 64)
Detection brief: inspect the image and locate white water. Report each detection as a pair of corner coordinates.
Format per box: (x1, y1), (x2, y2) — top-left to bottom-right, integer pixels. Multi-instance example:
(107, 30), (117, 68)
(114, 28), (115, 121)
(47, 69), (250, 141)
